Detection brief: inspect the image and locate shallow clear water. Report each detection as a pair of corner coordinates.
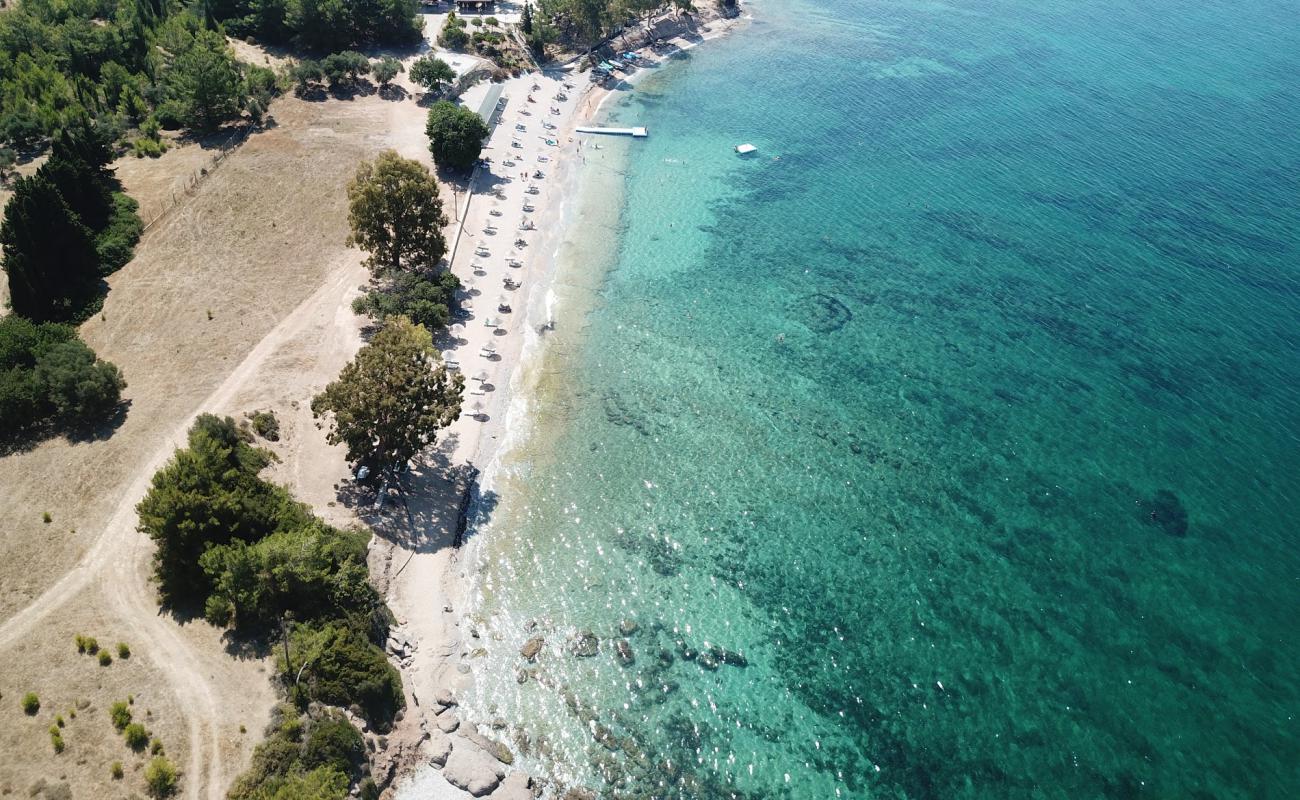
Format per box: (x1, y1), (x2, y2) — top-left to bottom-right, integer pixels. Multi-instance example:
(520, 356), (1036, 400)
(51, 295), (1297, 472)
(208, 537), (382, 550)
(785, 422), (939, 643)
(460, 0), (1300, 796)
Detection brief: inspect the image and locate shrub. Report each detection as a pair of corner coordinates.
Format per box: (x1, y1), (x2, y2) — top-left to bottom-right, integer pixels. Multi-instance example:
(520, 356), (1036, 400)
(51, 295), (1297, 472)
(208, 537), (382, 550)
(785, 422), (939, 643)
(440, 24), (470, 50)
(117, 642), (131, 659)
(98, 650), (113, 666)
(21, 692), (40, 715)
(284, 621), (404, 730)
(111, 701), (133, 731)
(95, 192), (145, 273)
(144, 756), (179, 797)
(292, 60), (324, 95)
(151, 738), (165, 755)
(75, 634), (88, 653)
(301, 714), (365, 778)
(51, 731), (65, 753)
(132, 137), (167, 158)
(83, 636), (99, 654)
(0, 316), (122, 439)
(352, 270), (460, 333)
(124, 722), (149, 751)
(249, 410), (280, 441)
(36, 340), (127, 423)
(111, 761), (124, 779)
(372, 57), (403, 88)
(55, 714), (65, 727)
(321, 52), (370, 88)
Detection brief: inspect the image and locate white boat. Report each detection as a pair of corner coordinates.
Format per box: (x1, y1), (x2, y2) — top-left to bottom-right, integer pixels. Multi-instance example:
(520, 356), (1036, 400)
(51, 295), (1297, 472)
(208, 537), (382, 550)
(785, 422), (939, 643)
(735, 143), (758, 155)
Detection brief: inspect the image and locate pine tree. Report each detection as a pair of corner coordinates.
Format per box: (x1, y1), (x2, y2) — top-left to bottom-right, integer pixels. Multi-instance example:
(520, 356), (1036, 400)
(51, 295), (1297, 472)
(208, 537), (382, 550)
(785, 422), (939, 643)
(1, 175), (102, 322)
(522, 2), (534, 35)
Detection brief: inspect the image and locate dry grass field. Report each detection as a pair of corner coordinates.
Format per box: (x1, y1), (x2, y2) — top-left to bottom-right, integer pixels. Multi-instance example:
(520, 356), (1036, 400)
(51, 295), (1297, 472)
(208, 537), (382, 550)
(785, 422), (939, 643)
(0, 76), (436, 799)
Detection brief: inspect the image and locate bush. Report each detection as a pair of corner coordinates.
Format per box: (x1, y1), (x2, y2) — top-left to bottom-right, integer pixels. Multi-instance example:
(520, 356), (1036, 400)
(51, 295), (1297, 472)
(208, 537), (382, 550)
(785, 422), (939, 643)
(372, 57), (403, 88)
(36, 340), (127, 422)
(284, 622), (404, 730)
(98, 649), (113, 666)
(249, 410), (280, 441)
(301, 714), (365, 778)
(321, 52), (371, 87)
(95, 193), (144, 273)
(117, 642), (131, 659)
(51, 731), (65, 753)
(151, 738), (165, 755)
(111, 761), (124, 779)
(111, 701), (133, 731)
(144, 756), (179, 798)
(124, 722), (150, 751)
(439, 24), (470, 50)
(22, 693), (40, 714)
(352, 270), (460, 333)
(292, 60), (324, 95)
(0, 317), (124, 438)
(132, 137), (167, 158)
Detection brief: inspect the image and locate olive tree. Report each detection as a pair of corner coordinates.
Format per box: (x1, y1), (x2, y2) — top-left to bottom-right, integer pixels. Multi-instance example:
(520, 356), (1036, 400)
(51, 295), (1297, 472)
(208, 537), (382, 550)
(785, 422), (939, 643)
(409, 56), (455, 95)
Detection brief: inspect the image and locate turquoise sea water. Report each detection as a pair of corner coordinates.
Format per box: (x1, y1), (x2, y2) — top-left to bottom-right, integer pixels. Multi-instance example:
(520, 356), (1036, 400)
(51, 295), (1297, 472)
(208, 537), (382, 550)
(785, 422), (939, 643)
(462, 0), (1300, 796)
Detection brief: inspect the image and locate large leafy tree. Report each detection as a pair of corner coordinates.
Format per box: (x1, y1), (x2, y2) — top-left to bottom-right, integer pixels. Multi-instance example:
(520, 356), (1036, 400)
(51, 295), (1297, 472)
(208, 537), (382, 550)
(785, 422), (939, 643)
(424, 100), (489, 171)
(345, 150), (448, 272)
(168, 29), (246, 132)
(1, 174), (102, 322)
(311, 317), (463, 474)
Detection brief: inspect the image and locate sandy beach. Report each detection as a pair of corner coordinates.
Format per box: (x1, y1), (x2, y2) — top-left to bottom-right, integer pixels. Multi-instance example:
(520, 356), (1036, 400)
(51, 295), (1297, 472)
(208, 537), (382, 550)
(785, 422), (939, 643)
(368, 11), (746, 798)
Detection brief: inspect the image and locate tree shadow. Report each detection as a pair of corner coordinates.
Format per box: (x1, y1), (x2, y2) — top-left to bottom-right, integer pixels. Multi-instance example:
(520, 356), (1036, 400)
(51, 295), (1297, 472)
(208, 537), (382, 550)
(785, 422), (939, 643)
(175, 121), (259, 151)
(296, 85), (329, 103)
(0, 398), (132, 456)
(333, 433), (500, 555)
(378, 84), (410, 102)
(329, 80), (378, 101)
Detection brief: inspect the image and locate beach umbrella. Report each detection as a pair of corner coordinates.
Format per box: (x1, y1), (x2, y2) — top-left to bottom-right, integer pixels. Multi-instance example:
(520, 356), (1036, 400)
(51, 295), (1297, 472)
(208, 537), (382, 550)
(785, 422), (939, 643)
(473, 369), (490, 383)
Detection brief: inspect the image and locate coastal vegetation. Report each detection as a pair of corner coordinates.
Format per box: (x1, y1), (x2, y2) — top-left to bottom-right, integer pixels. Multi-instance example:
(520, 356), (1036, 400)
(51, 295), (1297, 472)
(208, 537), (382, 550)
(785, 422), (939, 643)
(229, 705), (365, 800)
(311, 316), (464, 476)
(0, 315), (126, 443)
(424, 100), (489, 171)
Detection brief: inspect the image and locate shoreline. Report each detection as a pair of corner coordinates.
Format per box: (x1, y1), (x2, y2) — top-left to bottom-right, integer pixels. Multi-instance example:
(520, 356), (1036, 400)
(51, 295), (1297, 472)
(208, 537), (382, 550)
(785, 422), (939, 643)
(373, 8), (748, 798)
